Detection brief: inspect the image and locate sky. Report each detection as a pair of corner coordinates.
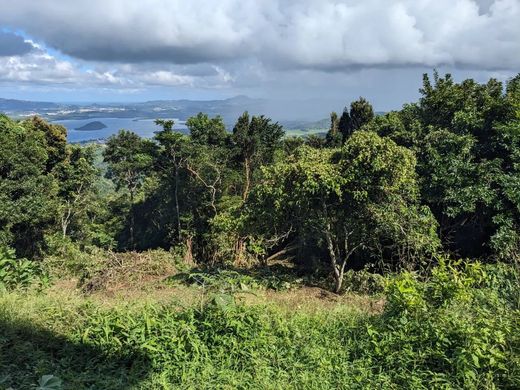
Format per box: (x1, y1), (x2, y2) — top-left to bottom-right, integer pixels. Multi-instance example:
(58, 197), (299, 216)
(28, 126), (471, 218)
(0, 0), (519, 112)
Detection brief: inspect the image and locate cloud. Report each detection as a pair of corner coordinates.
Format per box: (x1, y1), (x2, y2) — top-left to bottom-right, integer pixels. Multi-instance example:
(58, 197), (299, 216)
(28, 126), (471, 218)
(0, 31), (33, 56)
(0, 0), (519, 71)
(0, 47), (76, 83)
(0, 0), (519, 107)
(0, 44), (234, 90)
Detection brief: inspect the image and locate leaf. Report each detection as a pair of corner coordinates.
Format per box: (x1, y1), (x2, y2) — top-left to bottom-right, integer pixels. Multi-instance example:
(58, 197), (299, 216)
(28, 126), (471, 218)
(36, 375), (62, 390)
(472, 354), (480, 368)
(212, 293), (235, 309)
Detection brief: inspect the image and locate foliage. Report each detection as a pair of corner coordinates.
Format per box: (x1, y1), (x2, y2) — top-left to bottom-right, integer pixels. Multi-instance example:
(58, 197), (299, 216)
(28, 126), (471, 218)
(249, 132), (439, 291)
(0, 115), (60, 257)
(170, 266), (307, 293)
(186, 112), (228, 146)
(338, 97), (375, 142)
(0, 247), (47, 291)
(1, 70), (520, 289)
(36, 375), (62, 390)
(0, 263), (517, 389)
(368, 71), (520, 260)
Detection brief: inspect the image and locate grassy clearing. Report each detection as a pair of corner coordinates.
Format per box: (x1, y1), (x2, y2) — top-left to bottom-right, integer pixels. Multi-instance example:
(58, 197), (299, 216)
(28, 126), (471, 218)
(0, 258), (519, 389)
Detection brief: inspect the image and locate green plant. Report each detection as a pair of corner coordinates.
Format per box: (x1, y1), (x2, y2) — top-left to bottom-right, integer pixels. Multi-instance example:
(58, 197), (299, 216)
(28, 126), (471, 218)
(0, 247), (47, 291)
(36, 375), (62, 390)
(1, 263), (519, 389)
(342, 268), (386, 294)
(171, 267), (305, 293)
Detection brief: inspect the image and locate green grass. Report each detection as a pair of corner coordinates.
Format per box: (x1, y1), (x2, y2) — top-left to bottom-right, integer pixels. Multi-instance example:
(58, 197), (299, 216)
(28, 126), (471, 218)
(1, 261), (519, 389)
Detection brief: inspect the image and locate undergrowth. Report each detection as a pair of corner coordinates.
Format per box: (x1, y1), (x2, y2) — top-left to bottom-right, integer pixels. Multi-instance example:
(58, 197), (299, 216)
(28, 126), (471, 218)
(0, 261), (518, 389)
(168, 265), (314, 293)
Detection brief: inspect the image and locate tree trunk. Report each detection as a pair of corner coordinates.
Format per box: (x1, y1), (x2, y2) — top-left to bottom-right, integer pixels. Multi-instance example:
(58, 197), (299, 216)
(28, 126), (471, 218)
(61, 219), (69, 239)
(324, 222), (343, 293)
(175, 165), (182, 242)
(61, 203), (72, 239)
(184, 236), (195, 266)
(334, 273), (343, 293)
(334, 261), (347, 293)
(242, 158), (251, 201)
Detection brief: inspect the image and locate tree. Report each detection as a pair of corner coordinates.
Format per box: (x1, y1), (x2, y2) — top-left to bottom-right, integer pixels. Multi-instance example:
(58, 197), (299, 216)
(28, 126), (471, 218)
(339, 98), (375, 142)
(23, 116), (67, 172)
(186, 113), (228, 146)
(154, 121), (190, 244)
(305, 134), (326, 149)
(346, 97), (374, 139)
(338, 107), (350, 142)
(232, 112), (284, 201)
(368, 71), (520, 260)
(103, 130), (155, 248)
(0, 115), (59, 257)
(250, 132), (439, 292)
(54, 145), (99, 239)
(325, 112), (342, 147)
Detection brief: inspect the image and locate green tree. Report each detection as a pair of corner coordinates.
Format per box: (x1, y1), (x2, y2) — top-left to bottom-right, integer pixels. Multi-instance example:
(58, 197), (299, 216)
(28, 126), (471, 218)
(251, 132), (439, 292)
(186, 113), (228, 146)
(368, 72), (520, 260)
(325, 111), (342, 147)
(53, 145), (99, 239)
(339, 98), (375, 142)
(153, 120), (191, 245)
(103, 130), (156, 248)
(22, 116), (67, 172)
(232, 112), (284, 201)
(338, 107), (350, 142)
(0, 115), (59, 257)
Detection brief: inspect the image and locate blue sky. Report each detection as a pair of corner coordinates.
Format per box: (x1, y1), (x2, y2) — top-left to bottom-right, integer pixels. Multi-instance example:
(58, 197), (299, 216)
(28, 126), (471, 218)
(0, 0), (519, 112)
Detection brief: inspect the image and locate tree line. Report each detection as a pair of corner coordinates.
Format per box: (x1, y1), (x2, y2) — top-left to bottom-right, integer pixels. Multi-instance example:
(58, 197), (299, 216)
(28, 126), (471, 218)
(1, 72), (519, 292)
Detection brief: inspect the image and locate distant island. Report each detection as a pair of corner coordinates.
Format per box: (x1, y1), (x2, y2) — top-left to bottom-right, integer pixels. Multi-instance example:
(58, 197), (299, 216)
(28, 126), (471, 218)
(74, 121), (107, 131)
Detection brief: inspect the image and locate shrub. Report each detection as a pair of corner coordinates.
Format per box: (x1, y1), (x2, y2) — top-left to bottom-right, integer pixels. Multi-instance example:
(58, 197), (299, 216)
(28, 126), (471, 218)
(0, 247), (48, 291)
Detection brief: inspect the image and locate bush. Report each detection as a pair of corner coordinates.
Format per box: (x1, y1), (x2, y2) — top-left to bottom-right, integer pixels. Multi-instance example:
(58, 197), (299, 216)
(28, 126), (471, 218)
(377, 260), (519, 388)
(342, 268), (386, 294)
(0, 247), (48, 291)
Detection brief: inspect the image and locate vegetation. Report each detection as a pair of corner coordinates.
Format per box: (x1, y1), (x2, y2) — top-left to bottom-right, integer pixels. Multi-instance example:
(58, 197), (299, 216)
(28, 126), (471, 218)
(0, 261), (518, 389)
(1, 72), (519, 388)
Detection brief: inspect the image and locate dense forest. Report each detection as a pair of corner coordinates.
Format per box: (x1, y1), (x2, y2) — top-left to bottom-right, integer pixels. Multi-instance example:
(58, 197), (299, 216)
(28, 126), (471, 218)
(1, 72), (519, 389)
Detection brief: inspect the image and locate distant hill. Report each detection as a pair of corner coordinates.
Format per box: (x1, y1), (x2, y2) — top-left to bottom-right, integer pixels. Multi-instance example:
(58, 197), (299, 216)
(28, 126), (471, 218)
(0, 98), (61, 112)
(0, 96), (384, 135)
(281, 117), (330, 131)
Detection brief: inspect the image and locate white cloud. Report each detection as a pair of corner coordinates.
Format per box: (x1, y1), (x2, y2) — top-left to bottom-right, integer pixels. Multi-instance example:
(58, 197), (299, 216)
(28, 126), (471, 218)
(0, 0), (519, 70)
(0, 0), (519, 105)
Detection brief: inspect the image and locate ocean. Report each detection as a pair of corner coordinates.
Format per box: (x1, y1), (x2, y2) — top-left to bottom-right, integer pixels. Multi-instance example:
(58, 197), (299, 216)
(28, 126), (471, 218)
(52, 117), (188, 142)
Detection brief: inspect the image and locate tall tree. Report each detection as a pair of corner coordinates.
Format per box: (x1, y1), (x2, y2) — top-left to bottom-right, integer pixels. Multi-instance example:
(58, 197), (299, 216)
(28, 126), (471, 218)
(325, 111), (342, 147)
(154, 121), (190, 243)
(186, 113), (228, 146)
(346, 97), (375, 139)
(339, 98), (375, 142)
(338, 107), (350, 142)
(54, 145), (98, 239)
(232, 112), (284, 201)
(103, 130), (155, 248)
(0, 115), (59, 257)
